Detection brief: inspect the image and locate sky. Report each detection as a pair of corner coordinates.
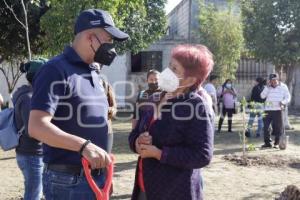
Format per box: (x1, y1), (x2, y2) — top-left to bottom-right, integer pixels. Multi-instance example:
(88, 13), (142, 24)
(165, 0), (182, 14)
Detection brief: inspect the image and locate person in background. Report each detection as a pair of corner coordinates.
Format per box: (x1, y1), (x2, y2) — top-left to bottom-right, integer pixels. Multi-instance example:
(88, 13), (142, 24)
(91, 61), (118, 154)
(245, 77), (266, 138)
(132, 69), (161, 129)
(204, 75), (218, 113)
(217, 79), (237, 133)
(260, 73), (290, 148)
(102, 78), (117, 153)
(129, 44), (214, 200)
(13, 58), (47, 200)
(0, 93), (3, 110)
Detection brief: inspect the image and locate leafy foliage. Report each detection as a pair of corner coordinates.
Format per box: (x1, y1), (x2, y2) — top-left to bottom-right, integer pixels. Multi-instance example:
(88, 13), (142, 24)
(199, 1), (244, 80)
(0, 0), (48, 60)
(242, 0), (300, 66)
(40, 0), (167, 56)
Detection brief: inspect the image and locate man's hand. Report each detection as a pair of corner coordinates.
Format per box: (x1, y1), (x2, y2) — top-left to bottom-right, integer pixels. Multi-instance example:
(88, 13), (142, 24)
(280, 101), (286, 110)
(137, 132), (152, 145)
(108, 107), (117, 119)
(82, 142), (111, 169)
(140, 144), (162, 160)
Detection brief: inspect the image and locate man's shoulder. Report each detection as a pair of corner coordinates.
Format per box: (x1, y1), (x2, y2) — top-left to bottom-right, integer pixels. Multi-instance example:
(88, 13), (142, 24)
(279, 82), (289, 90)
(36, 54), (69, 78)
(45, 54), (67, 70)
(204, 83), (216, 91)
(253, 85), (261, 91)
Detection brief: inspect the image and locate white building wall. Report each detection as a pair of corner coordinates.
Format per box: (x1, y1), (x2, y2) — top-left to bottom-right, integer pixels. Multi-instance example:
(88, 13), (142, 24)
(100, 54), (129, 108)
(0, 65), (27, 106)
(0, 56), (129, 108)
(167, 0), (190, 40)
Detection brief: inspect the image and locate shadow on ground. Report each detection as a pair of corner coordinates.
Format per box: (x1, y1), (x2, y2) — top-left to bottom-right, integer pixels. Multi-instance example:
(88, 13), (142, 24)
(0, 156), (16, 161)
(242, 192), (278, 200)
(111, 194), (131, 200)
(115, 161), (137, 173)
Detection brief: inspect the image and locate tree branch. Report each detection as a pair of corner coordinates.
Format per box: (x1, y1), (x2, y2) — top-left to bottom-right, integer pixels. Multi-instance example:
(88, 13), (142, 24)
(3, 0), (26, 29)
(11, 61), (16, 78)
(12, 71), (23, 92)
(21, 0), (32, 60)
(0, 66), (12, 93)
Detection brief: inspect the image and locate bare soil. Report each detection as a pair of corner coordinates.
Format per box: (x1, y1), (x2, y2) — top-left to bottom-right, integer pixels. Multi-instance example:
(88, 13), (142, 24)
(1, 114), (300, 200)
(223, 154), (300, 168)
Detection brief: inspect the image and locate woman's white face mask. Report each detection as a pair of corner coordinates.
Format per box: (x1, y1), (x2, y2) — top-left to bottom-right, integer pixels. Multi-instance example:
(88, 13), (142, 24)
(158, 67), (181, 92)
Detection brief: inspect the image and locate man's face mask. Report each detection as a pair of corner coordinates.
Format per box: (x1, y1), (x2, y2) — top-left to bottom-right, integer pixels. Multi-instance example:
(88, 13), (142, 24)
(91, 35), (116, 66)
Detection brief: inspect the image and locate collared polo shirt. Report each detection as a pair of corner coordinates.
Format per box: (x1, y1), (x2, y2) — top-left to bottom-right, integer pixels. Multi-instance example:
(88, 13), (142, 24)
(31, 46), (109, 165)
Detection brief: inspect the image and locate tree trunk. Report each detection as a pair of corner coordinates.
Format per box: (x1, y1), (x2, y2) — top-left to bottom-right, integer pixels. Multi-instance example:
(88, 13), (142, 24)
(21, 0), (31, 60)
(285, 64), (297, 106)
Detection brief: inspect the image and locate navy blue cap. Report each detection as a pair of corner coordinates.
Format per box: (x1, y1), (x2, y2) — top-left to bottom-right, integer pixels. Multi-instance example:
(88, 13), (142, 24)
(269, 73), (279, 80)
(74, 9), (129, 41)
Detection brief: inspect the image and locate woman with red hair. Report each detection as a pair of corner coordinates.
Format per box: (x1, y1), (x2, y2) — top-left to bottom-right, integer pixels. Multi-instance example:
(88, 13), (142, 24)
(129, 44), (214, 200)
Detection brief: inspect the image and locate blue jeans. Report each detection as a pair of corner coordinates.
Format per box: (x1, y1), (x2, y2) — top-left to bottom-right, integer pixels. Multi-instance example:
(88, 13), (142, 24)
(43, 167), (106, 200)
(16, 153), (44, 200)
(247, 112), (264, 136)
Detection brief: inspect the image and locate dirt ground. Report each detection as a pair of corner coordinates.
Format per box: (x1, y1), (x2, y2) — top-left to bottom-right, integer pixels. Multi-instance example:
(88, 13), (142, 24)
(0, 113), (300, 200)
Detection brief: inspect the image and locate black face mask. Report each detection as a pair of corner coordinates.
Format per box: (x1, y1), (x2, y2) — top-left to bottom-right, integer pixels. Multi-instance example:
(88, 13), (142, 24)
(91, 36), (116, 66)
(148, 83), (159, 91)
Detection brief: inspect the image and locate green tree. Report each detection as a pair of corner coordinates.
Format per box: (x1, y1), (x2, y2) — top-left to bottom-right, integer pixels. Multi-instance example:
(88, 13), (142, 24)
(0, 0), (48, 60)
(242, 0), (300, 105)
(0, 0), (48, 95)
(40, 0), (167, 56)
(199, 1), (244, 81)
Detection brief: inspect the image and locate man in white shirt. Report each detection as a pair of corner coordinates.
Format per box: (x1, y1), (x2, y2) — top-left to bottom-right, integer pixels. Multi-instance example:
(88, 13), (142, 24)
(204, 75), (218, 113)
(260, 73), (291, 148)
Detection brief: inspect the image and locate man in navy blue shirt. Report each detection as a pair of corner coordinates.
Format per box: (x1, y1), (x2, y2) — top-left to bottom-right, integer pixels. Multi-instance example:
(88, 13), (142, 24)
(28, 9), (128, 199)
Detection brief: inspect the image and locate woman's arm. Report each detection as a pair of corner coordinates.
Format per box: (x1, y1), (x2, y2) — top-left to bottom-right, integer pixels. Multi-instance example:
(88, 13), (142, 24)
(160, 101), (214, 169)
(129, 119), (153, 154)
(128, 124), (140, 153)
(0, 94), (3, 107)
(107, 84), (117, 119)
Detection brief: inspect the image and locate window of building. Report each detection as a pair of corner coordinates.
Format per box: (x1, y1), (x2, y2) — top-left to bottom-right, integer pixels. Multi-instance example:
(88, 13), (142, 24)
(131, 51), (163, 72)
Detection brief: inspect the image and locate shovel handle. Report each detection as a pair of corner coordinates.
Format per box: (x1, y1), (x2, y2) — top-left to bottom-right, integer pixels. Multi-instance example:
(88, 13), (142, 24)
(82, 155), (115, 200)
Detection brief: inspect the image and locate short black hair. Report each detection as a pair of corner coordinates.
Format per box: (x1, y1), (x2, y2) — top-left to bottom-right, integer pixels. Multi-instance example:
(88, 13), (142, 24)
(147, 69), (159, 79)
(256, 77), (264, 84)
(209, 75), (218, 81)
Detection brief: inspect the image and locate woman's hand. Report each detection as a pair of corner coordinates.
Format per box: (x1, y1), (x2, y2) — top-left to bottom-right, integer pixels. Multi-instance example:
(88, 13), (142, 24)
(135, 132), (152, 153)
(135, 138), (142, 154)
(224, 89), (235, 95)
(137, 132), (152, 145)
(140, 144), (162, 160)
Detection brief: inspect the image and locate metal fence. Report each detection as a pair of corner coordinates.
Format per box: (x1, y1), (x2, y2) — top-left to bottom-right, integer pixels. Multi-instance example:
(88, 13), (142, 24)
(235, 59), (269, 83)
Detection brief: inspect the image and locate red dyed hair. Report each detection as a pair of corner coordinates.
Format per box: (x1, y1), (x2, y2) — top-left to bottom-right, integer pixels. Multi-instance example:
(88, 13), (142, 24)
(171, 44), (214, 87)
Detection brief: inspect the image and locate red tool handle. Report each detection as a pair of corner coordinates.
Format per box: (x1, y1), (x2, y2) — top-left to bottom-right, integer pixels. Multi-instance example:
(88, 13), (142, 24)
(82, 155), (114, 200)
